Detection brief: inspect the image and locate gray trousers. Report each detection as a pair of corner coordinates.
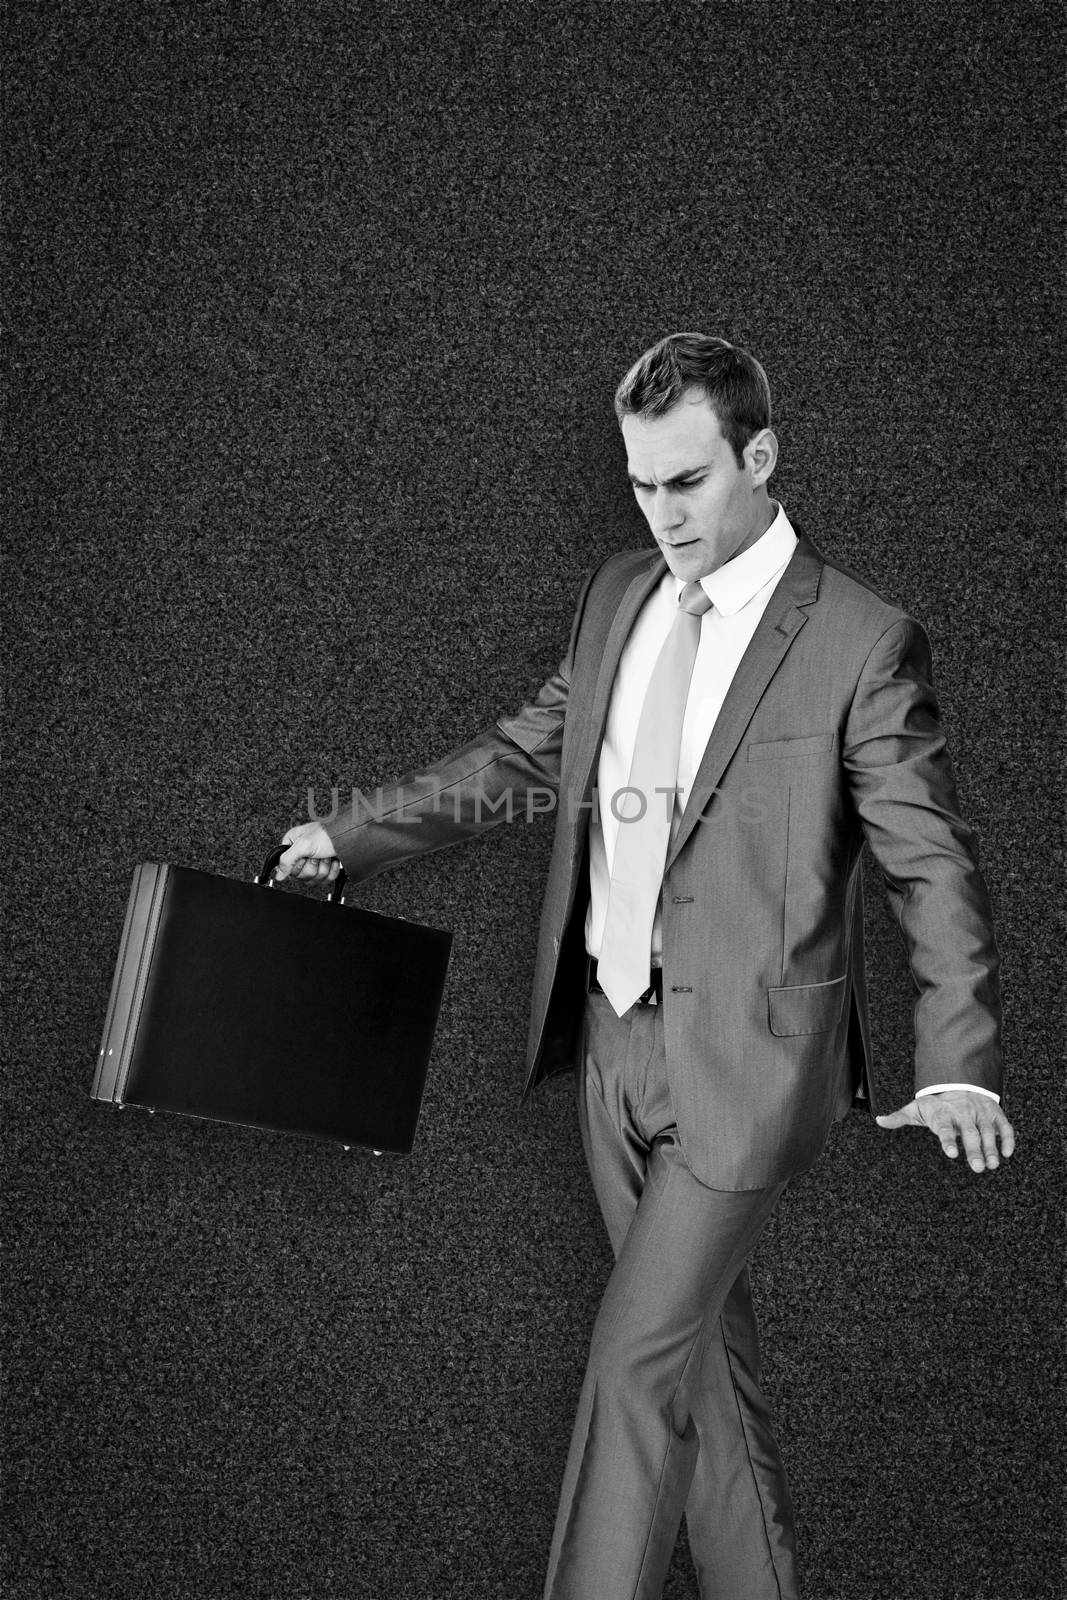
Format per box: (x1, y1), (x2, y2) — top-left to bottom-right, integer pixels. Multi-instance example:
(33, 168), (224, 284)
(542, 992), (801, 1600)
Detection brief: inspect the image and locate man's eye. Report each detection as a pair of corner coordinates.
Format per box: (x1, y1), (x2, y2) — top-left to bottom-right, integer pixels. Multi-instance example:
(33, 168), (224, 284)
(631, 478), (703, 493)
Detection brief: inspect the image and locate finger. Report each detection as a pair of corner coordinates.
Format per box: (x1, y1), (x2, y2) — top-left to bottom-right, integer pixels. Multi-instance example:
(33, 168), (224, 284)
(275, 836), (301, 880)
(274, 840), (338, 885)
(957, 1120), (986, 1173)
(995, 1113), (1015, 1159)
(928, 1115), (961, 1160)
(986, 1110), (1015, 1164)
(875, 1103), (922, 1129)
(978, 1118), (1003, 1170)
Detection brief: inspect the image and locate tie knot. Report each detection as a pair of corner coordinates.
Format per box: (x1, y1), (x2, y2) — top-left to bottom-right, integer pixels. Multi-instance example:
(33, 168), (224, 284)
(678, 581), (712, 617)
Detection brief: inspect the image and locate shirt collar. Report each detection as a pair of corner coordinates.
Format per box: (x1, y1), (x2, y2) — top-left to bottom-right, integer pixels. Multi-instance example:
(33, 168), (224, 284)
(673, 503), (798, 617)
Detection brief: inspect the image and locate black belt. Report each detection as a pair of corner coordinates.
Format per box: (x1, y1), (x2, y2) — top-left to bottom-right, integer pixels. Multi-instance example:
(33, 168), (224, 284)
(588, 959), (663, 1006)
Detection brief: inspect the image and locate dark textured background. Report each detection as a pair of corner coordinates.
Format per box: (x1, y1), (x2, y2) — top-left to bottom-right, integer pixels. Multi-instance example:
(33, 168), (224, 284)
(4, 3), (1063, 1597)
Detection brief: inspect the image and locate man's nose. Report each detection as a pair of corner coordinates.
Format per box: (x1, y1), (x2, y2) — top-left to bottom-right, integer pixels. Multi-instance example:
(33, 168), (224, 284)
(649, 487), (683, 535)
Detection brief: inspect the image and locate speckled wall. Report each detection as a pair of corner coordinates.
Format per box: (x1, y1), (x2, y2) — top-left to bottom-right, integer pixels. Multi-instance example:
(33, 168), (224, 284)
(4, 3), (1062, 1597)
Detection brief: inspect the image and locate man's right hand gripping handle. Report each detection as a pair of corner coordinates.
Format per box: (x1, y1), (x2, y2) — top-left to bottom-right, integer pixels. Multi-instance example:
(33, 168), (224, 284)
(275, 821), (342, 885)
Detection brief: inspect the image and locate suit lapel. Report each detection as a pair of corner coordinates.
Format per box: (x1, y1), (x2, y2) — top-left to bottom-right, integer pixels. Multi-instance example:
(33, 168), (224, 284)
(667, 534), (824, 866)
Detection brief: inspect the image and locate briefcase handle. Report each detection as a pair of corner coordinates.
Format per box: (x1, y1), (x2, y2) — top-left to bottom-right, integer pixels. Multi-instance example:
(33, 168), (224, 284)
(256, 847), (348, 905)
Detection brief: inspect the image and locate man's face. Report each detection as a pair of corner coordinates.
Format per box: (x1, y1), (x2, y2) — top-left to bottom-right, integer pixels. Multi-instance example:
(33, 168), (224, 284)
(621, 388), (768, 581)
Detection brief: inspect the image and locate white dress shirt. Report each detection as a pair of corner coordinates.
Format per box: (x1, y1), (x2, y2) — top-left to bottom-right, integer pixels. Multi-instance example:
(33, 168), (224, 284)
(584, 503), (997, 1104)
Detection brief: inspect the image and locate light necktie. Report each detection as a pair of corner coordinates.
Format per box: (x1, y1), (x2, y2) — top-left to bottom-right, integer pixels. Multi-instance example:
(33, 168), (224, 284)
(597, 580), (713, 1016)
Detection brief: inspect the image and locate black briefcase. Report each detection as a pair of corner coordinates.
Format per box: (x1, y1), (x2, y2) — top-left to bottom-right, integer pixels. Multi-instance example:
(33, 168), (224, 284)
(91, 849), (453, 1154)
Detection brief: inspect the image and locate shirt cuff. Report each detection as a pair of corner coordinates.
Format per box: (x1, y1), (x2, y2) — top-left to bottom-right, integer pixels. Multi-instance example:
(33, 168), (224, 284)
(915, 1083), (1001, 1103)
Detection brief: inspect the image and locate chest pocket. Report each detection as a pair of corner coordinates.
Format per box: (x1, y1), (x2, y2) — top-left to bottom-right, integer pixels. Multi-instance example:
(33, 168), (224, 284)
(748, 732), (836, 762)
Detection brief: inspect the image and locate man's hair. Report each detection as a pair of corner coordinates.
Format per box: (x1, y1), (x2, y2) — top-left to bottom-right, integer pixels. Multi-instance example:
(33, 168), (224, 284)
(614, 333), (772, 468)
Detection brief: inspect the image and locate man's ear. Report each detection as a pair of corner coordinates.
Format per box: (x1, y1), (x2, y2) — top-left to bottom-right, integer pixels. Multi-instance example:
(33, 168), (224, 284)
(745, 428), (778, 487)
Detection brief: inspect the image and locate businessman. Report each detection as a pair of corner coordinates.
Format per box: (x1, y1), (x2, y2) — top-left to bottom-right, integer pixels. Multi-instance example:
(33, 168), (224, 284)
(277, 333), (1014, 1600)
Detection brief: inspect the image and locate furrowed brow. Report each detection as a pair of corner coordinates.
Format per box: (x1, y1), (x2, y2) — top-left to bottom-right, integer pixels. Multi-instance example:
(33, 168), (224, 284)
(628, 463), (709, 489)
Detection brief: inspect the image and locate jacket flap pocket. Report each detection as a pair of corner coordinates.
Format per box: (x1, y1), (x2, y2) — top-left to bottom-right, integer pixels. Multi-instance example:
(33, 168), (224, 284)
(768, 974), (848, 1037)
(748, 732), (835, 762)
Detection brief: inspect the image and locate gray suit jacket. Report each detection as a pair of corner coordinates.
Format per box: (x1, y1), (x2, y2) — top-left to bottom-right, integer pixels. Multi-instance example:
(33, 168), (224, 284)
(327, 531), (1003, 1189)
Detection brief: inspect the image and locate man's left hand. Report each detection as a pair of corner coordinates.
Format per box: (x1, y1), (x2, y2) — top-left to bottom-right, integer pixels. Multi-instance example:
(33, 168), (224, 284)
(875, 1091), (1015, 1172)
